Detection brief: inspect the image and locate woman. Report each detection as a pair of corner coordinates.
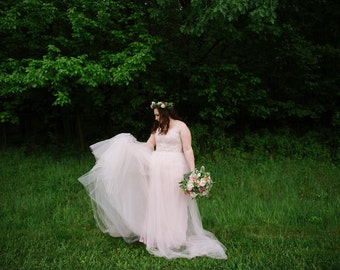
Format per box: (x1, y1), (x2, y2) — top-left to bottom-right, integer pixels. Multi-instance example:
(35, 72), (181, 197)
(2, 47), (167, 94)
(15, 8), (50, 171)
(78, 101), (227, 259)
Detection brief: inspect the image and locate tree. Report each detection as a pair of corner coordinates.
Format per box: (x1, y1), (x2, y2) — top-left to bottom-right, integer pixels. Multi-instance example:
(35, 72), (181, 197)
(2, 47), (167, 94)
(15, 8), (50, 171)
(0, 0), (159, 146)
(0, 0), (338, 151)
(143, 0), (278, 130)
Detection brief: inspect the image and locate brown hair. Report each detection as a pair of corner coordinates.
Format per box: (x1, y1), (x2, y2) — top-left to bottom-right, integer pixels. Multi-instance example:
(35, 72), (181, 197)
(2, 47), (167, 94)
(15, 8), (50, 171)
(151, 107), (182, 135)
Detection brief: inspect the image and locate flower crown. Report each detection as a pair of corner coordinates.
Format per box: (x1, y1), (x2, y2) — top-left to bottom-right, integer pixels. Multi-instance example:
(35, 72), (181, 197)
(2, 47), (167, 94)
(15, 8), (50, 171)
(150, 101), (174, 109)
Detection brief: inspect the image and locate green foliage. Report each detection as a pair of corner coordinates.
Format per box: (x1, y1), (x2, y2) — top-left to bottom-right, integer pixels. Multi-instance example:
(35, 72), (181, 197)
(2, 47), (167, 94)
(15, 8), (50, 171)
(180, 0), (278, 36)
(0, 0), (158, 124)
(260, 1), (340, 125)
(191, 124), (337, 164)
(191, 122), (234, 156)
(238, 129), (333, 160)
(0, 0), (339, 147)
(190, 64), (269, 129)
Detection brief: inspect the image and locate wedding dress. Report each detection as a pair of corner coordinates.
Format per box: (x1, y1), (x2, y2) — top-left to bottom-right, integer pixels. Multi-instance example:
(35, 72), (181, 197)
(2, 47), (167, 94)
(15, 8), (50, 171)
(78, 130), (227, 259)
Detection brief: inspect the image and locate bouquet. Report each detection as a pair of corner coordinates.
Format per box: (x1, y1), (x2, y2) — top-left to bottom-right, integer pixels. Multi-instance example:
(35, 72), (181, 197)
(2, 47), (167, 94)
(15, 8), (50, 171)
(179, 166), (213, 199)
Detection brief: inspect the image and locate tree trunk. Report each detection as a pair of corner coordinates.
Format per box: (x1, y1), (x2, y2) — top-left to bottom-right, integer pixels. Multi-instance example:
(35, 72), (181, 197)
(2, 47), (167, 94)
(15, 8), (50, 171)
(76, 109), (85, 150)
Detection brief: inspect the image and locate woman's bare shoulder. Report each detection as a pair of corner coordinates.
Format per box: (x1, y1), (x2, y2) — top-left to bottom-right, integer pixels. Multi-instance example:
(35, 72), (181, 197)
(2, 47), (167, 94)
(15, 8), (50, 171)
(172, 120), (189, 131)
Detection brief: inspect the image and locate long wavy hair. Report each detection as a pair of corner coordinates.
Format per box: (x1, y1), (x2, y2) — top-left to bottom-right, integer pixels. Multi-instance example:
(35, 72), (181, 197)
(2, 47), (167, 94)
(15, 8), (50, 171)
(151, 107), (182, 135)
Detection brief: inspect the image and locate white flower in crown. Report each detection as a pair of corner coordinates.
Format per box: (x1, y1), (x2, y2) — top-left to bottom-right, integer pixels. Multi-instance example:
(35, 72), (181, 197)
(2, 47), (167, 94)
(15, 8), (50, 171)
(150, 101), (174, 109)
(150, 101), (156, 109)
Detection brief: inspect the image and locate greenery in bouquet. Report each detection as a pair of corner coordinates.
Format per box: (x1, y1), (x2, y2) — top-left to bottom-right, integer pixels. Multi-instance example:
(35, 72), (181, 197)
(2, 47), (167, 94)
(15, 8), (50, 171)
(179, 166), (213, 199)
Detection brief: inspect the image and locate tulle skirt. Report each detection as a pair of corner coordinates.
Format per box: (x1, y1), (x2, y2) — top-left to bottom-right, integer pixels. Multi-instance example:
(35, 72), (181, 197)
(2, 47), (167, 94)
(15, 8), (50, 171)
(78, 133), (227, 259)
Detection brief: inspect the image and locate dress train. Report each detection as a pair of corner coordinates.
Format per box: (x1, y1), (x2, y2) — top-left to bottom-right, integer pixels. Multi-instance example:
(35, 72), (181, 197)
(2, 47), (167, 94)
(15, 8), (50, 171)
(78, 133), (227, 259)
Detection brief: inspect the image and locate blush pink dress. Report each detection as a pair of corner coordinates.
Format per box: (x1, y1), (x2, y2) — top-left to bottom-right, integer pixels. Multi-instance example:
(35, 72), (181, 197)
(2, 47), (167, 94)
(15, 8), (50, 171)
(79, 129), (227, 259)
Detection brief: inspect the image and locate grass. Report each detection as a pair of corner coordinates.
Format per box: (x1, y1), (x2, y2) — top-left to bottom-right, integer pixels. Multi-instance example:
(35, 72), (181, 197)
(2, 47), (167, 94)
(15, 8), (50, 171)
(0, 147), (339, 269)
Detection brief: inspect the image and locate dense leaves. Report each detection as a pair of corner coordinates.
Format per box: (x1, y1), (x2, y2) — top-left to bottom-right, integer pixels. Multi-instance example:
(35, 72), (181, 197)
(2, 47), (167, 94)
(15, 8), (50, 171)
(0, 0), (338, 149)
(0, 0), (159, 145)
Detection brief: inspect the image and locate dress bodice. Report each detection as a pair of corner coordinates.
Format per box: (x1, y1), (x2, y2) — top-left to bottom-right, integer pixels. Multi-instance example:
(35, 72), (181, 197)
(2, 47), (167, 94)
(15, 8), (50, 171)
(155, 128), (182, 152)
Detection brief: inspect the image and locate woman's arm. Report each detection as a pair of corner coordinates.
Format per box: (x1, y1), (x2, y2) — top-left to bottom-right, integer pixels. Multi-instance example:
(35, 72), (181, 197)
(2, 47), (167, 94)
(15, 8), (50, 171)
(146, 133), (156, 150)
(179, 122), (195, 171)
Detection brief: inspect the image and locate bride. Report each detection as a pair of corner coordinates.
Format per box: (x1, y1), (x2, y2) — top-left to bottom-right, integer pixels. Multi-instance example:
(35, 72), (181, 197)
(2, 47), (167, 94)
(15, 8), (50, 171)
(78, 101), (227, 259)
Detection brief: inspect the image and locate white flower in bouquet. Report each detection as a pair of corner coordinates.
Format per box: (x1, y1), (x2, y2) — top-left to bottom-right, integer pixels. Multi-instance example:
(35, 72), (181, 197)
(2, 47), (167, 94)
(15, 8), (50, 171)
(199, 179), (206, 187)
(187, 180), (194, 191)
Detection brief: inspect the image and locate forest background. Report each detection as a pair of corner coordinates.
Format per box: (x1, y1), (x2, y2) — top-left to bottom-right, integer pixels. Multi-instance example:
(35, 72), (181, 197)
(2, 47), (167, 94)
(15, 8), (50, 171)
(1, 1), (339, 269)
(0, 0), (339, 159)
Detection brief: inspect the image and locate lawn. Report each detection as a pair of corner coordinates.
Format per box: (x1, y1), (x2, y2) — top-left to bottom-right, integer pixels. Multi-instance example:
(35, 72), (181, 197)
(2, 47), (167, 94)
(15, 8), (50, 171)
(0, 147), (339, 269)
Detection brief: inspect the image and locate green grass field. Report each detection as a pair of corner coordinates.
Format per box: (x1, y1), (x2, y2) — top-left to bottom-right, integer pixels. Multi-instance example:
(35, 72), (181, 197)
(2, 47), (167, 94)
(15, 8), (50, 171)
(0, 147), (339, 269)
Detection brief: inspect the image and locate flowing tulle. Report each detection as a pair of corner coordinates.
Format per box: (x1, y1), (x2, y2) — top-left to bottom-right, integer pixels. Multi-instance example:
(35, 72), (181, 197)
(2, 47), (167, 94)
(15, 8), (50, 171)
(78, 133), (227, 259)
(78, 133), (151, 243)
(143, 150), (227, 259)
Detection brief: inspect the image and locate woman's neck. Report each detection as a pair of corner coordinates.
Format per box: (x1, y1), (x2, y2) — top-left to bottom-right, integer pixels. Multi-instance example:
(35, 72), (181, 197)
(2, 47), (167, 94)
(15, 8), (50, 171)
(169, 118), (176, 128)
